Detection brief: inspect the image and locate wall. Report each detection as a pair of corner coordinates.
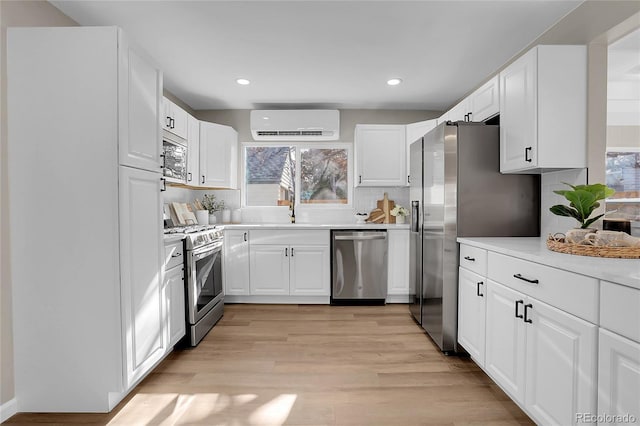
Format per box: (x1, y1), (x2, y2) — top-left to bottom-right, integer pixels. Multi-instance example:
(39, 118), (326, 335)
(0, 0), (78, 410)
(607, 126), (640, 148)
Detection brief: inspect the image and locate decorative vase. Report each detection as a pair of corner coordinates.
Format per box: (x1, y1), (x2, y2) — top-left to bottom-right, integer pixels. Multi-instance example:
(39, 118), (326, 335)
(195, 210), (209, 226)
(565, 228), (595, 244)
(396, 215), (406, 224)
(208, 214), (217, 225)
(222, 209), (231, 224)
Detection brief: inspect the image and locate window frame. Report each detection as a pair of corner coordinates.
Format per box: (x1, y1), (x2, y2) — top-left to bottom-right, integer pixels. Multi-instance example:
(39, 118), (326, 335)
(241, 141), (353, 210)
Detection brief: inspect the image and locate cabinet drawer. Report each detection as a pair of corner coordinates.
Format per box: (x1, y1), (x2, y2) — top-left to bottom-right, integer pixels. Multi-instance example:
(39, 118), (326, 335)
(487, 252), (598, 323)
(459, 244), (487, 276)
(164, 240), (184, 270)
(601, 281), (640, 343)
(249, 229), (329, 246)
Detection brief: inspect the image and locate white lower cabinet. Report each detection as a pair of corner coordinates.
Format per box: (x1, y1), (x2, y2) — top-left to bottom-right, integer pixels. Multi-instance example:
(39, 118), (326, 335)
(223, 230), (250, 295)
(485, 279), (597, 425)
(250, 245), (291, 295)
(164, 264), (186, 348)
(598, 329), (640, 425)
(457, 267), (486, 367)
(387, 229), (410, 299)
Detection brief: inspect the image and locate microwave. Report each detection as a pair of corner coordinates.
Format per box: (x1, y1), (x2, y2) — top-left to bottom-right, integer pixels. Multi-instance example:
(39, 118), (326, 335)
(162, 131), (188, 182)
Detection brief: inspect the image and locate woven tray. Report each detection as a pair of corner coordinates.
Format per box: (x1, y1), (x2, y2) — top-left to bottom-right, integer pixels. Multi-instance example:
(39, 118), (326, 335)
(546, 235), (640, 259)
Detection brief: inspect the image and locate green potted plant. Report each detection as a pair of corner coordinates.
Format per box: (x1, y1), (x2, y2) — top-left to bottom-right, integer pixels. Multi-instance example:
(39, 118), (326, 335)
(201, 194), (225, 224)
(550, 183), (615, 243)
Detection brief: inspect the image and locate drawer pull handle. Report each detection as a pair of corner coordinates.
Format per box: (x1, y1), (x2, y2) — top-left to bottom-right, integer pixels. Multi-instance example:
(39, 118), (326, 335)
(243, 232), (247, 242)
(515, 300), (524, 318)
(476, 281), (484, 297)
(171, 253), (182, 258)
(524, 304), (533, 324)
(513, 273), (538, 284)
(285, 248), (288, 257)
(464, 256), (475, 262)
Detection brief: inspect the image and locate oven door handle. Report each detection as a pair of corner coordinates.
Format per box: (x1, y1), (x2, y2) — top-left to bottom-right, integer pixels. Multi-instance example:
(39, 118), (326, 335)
(192, 241), (223, 259)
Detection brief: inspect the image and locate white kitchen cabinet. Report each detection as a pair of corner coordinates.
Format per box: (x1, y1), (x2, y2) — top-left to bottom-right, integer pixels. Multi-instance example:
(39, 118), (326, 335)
(387, 229), (410, 299)
(200, 121), (238, 189)
(406, 119), (438, 145)
(499, 45), (586, 173)
(223, 230), (250, 296)
(119, 35), (163, 172)
(247, 230), (330, 298)
(8, 26), (165, 412)
(447, 98), (469, 122)
(119, 166), (166, 387)
(485, 280), (527, 403)
(250, 245), (291, 295)
(289, 245), (330, 296)
(162, 97), (188, 140)
(468, 75), (500, 122)
(163, 261), (186, 348)
(355, 124), (408, 187)
(485, 279), (597, 425)
(457, 267), (486, 367)
(598, 329), (640, 425)
(186, 114), (200, 186)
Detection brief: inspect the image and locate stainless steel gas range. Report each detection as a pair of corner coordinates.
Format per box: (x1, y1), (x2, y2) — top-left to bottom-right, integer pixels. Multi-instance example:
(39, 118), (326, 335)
(165, 225), (224, 346)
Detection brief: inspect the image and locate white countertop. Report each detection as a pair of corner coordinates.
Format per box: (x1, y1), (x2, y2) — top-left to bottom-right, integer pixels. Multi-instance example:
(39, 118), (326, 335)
(222, 223), (410, 230)
(163, 234), (186, 244)
(457, 237), (640, 290)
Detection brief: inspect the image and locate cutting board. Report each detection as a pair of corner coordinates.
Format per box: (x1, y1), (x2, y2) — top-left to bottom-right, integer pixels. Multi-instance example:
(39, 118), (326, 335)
(376, 193), (395, 224)
(171, 202), (197, 225)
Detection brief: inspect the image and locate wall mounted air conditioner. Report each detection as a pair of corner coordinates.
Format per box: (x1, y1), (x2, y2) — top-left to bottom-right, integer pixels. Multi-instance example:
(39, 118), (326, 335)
(250, 109), (340, 141)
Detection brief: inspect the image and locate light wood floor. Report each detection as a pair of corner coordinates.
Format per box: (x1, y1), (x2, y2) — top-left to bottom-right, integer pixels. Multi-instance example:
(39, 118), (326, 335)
(5, 304), (533, 425)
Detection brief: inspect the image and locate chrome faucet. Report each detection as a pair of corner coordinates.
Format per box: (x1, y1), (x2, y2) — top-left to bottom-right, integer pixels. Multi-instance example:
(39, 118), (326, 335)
(289, 195), (296, 223)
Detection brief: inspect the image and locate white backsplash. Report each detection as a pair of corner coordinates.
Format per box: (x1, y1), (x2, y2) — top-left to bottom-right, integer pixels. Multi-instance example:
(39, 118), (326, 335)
(540, 168), (588, 237)
(164, 186), (411, 224)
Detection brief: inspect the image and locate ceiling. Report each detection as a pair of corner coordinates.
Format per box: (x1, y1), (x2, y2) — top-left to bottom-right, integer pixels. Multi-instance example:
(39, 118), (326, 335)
(49, 1), (583, 112)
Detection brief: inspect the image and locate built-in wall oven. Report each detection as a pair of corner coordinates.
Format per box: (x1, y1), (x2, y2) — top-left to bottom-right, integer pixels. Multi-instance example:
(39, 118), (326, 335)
(183, 226), (224, 346)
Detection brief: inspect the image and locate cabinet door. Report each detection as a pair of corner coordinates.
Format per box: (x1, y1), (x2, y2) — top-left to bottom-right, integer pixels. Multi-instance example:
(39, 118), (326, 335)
(469, 75), (499, 122)
(524, 298), (597, 426)
(200, 122), (238, 188)
(457, 267), (486, 367)
(485, 280), (526, 403)
(598, 329), (640, 425)
(448, 98), (469, 122)
(387, 230), (410, 296)
(119, 166), (165, 387)
(170, 103), (188, 140)
(290, 245), (330, 296)
(500, 48), (537, 172)
(250, 245), (289, 295)
(164, 266), (186, 348)
(355, 125), (407, 186)
(223, 230), (250, 295)
(118, 31), (163, 172)
(186, 115), (200, 185)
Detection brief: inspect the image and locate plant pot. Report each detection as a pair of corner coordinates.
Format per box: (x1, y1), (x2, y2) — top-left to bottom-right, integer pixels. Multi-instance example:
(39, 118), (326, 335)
(396, 215), (406, 224)
(208, 214), (217, 225)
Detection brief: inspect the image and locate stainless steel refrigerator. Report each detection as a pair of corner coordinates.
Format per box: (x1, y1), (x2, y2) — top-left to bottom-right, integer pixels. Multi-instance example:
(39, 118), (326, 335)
(409, 122), (540, 353)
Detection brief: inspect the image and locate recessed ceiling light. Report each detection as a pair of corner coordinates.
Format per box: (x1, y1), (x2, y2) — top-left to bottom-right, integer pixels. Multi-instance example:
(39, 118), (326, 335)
(236, 78), (250, 85)
(387, 78), (402, 86)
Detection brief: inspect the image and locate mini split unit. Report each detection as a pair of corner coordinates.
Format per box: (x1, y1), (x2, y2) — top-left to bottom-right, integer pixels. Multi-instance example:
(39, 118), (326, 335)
(250, 109), (340, 141)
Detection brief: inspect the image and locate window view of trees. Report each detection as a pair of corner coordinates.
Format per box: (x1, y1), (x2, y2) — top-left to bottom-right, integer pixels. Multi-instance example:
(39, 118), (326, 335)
(300, 148), (348, 204)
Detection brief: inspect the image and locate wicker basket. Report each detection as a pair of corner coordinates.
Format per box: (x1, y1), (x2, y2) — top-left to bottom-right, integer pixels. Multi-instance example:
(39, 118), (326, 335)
(546, 234), (640, 259)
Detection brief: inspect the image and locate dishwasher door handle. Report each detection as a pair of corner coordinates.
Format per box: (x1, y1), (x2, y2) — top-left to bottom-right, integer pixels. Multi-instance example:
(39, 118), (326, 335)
(334, 235), (387, 241)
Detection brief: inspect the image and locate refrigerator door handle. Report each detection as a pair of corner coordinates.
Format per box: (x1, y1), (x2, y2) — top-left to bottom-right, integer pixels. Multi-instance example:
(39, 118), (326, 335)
(411, 200), (420, 232)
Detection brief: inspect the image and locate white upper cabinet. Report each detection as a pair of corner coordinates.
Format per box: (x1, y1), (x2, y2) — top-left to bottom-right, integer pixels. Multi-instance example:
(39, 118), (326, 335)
(468, 75), (500, 122)
(162, 97), (188, 140)
(118, 32), (163, 172)
(199, 121), (238, 189)
(186, 114), (200, 186)
(499, 45), (587, 173)
(447, 98), (469, 122)
(406, 119), (438, 144)
(355, 124), (407, 187)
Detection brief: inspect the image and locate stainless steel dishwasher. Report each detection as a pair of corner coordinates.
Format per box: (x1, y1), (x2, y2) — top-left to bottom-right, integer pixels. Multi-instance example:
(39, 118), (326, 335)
(331, 230), (388, 304)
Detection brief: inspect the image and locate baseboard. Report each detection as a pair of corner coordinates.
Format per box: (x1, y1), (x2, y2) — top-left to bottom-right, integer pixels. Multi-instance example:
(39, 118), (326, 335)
(386, 294), (410, 303)
(0, 398), (18, 423)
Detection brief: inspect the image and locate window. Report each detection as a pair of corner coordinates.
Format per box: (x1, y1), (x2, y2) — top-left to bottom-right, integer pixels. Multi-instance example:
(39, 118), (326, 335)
(300, 148), (348, 204)
(243, 144), (351, 207)
(605, 149), (640, 220)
